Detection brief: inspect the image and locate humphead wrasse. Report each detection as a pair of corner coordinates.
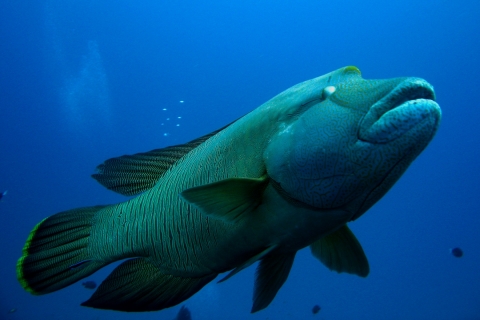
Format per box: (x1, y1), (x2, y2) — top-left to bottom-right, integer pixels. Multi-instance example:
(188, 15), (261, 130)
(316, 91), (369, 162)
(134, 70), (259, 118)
(17, 66), (441, 312)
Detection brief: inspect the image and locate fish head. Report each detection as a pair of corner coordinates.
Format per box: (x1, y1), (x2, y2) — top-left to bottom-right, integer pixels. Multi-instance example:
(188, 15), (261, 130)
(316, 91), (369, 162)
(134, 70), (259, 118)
(264, 66), (441, 220)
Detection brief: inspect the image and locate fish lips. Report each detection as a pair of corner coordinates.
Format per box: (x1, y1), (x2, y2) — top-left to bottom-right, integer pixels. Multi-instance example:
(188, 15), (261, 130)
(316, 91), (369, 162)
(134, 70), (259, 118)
(358, 78), (441, 144)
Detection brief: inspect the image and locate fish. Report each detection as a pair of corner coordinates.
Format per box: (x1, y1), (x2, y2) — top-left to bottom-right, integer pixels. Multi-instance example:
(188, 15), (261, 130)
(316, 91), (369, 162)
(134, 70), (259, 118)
(82, 280), (97, 289)
(312, 304), (321, 314)
(16, 66), (441, 313)
(0, 190), (7, 201)
(451, 247), (463, 258)
(174, 306), (192, 320)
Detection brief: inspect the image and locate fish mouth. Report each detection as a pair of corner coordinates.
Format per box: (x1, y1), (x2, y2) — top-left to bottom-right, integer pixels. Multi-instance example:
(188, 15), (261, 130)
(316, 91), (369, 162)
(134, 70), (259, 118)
(358, 78), (440, 144)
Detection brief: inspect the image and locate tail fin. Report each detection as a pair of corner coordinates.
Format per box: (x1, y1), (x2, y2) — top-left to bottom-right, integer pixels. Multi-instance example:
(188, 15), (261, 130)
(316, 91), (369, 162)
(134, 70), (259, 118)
(17, 205), (108, 295)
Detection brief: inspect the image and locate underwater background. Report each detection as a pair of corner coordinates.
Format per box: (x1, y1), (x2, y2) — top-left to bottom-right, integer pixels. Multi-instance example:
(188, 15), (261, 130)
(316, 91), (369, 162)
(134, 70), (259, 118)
(1, 0), (479, 319)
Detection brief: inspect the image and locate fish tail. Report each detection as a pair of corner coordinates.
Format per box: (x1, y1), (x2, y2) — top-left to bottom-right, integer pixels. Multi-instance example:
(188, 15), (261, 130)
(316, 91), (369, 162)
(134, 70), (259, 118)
(17, 205), (108, 295)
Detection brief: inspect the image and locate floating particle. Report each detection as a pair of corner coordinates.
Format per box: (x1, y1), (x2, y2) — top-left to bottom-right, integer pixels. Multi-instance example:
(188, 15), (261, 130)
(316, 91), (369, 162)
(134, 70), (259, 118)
(162, 108), (167, 111)
(179, 100), (184, 103)
(178, 116), (182, 119)
(163, 133), (169, 137)
(167, 118), (170, 120)
(176, 124), (180, 127)
(451, 247), (463, 258)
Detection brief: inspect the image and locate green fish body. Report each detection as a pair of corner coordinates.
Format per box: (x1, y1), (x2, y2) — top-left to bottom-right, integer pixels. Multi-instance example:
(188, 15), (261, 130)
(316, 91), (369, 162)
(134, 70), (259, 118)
(17, 66), (441, 313)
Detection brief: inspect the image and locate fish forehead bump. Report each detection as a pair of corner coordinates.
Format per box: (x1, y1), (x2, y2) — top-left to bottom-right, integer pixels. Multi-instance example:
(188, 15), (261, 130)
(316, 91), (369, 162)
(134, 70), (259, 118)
(259, 66), (362, 118)
(295, 66), (361, 92)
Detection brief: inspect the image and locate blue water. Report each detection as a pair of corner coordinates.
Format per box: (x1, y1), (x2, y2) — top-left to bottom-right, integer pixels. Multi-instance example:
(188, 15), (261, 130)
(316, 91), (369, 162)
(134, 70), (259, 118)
(1, 1), (479, 319)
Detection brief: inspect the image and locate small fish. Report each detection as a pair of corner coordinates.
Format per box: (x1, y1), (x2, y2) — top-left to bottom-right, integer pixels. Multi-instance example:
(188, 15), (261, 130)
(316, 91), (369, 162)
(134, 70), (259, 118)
(174, 306), (192, 320)
(312, 305), (321, 314)
(82, 281), (97, 289)
(451, 247), (463, 258)
(7, 308), (16, 314)
(0, 190), (7, 201)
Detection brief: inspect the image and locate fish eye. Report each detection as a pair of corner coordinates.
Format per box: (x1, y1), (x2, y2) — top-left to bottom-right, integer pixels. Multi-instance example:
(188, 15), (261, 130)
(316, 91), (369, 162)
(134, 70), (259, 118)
(322, 86), (336, 99)
(293, 85), (337, 118)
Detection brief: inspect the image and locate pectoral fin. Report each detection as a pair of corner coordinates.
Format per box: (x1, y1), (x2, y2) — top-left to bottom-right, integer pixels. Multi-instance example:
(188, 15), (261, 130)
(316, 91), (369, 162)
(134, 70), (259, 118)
(251, 252), (296, 313)
(81, 258), (217, 311)
(310, 224), (369, 277)
(180, 175), (269, 223)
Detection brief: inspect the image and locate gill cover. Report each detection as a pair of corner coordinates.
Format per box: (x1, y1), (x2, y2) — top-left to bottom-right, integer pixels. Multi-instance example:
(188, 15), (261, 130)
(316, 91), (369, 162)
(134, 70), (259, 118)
(264, 66), (369, 209)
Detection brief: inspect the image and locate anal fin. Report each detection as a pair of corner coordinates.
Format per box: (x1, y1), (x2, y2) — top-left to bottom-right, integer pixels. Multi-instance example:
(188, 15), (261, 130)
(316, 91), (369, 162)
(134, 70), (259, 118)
(310, 224), (369, 277)
(252, 252), (296, 313)
(81, 258), (217, 312)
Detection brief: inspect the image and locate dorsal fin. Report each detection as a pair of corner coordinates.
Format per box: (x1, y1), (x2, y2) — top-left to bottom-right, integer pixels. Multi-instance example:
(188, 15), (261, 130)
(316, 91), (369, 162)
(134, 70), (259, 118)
(92, 126), (227, 196)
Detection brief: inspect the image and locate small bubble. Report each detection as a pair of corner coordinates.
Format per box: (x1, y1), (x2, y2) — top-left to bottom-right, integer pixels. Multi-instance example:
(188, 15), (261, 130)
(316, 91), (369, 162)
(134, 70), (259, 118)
(162, 108), (167, 111)
(163, 133), (169, 137)
(176, 124), (180, 126)
(178, 116), (182, 119)
(179, 100), (184, 103)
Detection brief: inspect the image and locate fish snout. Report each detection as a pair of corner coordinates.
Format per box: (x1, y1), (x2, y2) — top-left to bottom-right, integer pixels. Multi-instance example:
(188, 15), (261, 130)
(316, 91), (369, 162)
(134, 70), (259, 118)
(358, 78), (441, 144)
